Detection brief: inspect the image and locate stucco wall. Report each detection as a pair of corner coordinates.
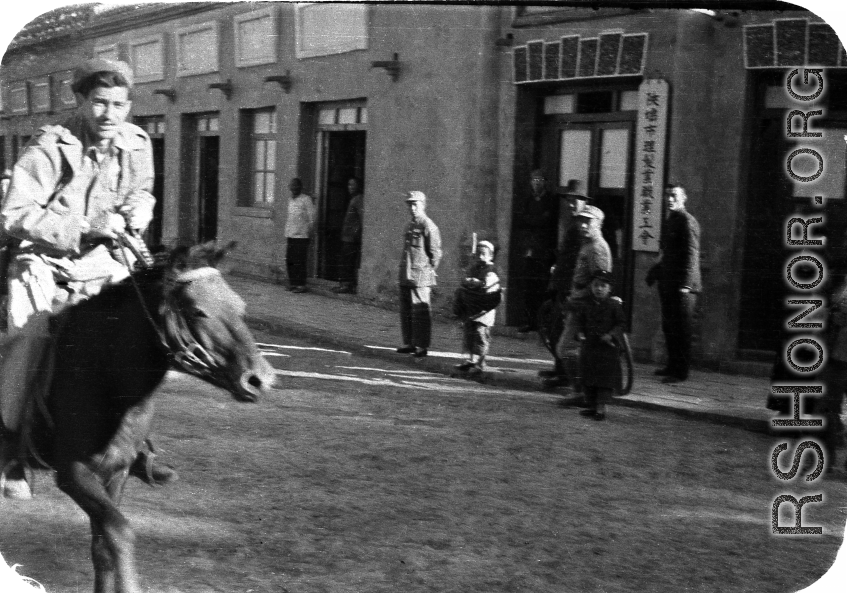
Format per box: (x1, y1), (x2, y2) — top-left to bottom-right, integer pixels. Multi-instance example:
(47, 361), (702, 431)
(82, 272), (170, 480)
(1, 4), (507, 313)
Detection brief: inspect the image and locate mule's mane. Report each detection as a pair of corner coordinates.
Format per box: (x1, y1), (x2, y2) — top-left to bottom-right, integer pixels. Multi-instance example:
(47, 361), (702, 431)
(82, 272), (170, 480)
(174, 267), (221, 282)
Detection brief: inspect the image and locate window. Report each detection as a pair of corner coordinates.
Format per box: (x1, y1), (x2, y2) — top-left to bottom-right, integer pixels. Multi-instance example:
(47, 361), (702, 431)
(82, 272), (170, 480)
(56, 71), (76, 108)
(176, 22), (219, 76)
(295, 3), (368, 59)
(235, 7), (278, 67)
(316, 105), (368, 128)
(130, 35), (165, 83)
(136, 115), (167, 136)
(30, 76), (51, 113)
(9, 83), (29, 115)
(94, 44), (120, 61)
(241, 108), (277, 206)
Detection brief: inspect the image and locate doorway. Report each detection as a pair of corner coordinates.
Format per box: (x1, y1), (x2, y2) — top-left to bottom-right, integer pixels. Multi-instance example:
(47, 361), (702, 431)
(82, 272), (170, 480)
(311, 102), (367, 281)
(197, 136), (220, 243)
(134, 115), (166, 246)
(317, 130), (366, 280)
(539, 116), (635, 309)
(185, 113), (221, 244)
(738, 72), (847, 351)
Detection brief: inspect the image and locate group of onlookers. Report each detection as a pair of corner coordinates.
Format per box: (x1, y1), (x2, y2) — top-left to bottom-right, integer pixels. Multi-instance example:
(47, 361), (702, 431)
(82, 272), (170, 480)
(1, 56), (841, 480)
(387, 169), (703, 422)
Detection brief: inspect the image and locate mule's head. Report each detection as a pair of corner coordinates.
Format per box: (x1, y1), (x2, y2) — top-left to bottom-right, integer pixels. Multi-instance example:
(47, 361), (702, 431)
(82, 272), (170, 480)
(164, 242), (275, 402)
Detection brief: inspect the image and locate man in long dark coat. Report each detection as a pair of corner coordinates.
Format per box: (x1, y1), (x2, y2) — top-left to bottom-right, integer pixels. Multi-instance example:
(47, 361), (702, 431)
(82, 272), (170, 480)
(647, 184), (702, 383)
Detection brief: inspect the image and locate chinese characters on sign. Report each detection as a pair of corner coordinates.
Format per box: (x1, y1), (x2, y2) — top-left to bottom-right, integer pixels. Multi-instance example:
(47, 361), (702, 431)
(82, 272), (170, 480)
(632, 79), (669, 252)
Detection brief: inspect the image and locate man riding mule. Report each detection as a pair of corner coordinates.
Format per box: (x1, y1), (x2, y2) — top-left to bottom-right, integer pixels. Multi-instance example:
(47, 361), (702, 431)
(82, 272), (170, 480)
(0, 58), (175, 499)
(2, 241), (275, 593)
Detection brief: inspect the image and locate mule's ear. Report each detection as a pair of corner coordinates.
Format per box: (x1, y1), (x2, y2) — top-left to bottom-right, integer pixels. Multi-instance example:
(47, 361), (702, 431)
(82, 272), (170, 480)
(168, 245), (191, 271)
(212, 241), (238, 267)
(186, 241), (220, 268)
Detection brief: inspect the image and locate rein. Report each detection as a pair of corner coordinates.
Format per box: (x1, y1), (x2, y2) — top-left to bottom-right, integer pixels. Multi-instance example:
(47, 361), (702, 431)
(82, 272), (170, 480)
(115, 233), (220, 380)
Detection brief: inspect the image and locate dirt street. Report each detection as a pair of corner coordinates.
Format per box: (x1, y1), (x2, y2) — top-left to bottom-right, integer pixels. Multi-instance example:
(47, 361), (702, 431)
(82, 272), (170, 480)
(1, 332), (845, 593)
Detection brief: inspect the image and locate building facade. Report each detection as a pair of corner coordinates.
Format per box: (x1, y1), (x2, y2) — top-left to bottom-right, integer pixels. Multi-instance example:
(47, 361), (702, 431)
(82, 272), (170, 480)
(1, 3), (846, 370)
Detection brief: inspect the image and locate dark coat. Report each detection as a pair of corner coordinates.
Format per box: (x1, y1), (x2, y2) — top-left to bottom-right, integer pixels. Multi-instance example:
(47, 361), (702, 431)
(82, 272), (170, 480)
(517, 190), (558, 265)
(648, 209), (702, 292)
(576, 296), (625, 389)
(550, 222), (583, 296)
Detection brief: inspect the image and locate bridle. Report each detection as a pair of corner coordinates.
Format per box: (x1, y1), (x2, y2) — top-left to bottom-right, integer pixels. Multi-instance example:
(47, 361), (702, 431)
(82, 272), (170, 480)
(116, 233), (223, 381)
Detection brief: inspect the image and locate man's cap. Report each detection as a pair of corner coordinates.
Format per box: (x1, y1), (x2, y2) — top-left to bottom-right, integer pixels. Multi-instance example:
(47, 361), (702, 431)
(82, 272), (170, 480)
(575, 204), (604, 222)
(71, 58), (134, 93)
(477, 240), (495, 252)
(405, 191), (426, 203)
(0, 169), (11, 180)
(530, 169), (546, 180)
(591, 269), (613, 284)
(559, 179), (590, 201)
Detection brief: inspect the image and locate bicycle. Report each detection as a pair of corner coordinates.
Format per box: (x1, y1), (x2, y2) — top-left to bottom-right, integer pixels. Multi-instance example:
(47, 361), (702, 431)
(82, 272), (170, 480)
(537, 295), (634, 396)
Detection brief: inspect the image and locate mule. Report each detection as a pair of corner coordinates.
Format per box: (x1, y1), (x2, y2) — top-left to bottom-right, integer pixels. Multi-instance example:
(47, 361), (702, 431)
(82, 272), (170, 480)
(1, 241), (275, 593)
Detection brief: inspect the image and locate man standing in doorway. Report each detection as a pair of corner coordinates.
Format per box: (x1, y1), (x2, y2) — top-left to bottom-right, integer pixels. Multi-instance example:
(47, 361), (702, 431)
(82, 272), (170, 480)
(647, 184), (702, 384)
(334, 177), (364, 294)
(285, 177), (315, 293)
(517, 169), (558, 333)
(397, 191), (442, 358)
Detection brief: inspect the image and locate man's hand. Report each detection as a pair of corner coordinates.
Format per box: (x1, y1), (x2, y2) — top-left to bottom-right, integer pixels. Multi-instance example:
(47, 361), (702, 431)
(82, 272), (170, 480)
(119, 204), (154, 232)
(86, 211), (126, 239)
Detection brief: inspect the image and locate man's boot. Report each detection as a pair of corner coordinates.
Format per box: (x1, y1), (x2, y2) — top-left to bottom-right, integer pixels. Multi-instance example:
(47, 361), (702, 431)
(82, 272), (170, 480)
(129, 440), (178, 487)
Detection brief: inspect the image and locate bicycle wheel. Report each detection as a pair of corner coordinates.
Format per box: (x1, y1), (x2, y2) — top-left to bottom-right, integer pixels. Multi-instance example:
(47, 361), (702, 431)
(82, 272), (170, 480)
(616, 333), (634, 395)
(536, 298), (558, 356)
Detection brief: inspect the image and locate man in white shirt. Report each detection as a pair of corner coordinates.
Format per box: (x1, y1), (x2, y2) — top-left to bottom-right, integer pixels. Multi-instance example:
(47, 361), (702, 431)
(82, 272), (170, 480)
(284, 178), (315, 293)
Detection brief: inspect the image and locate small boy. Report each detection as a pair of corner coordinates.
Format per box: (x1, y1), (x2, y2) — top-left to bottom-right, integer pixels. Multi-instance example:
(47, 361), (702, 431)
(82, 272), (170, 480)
(574, 269), (625, 420)
(453, 240), (501, 375)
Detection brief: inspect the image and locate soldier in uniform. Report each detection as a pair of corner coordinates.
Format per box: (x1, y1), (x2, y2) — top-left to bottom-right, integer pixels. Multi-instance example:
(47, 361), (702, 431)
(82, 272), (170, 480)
(397, 191), (442, 358)
(0, 58), (175, 499)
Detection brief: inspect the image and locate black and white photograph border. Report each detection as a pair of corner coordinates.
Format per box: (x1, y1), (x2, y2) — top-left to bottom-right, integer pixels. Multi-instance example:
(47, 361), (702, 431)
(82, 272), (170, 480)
(1, 1), (847, 592)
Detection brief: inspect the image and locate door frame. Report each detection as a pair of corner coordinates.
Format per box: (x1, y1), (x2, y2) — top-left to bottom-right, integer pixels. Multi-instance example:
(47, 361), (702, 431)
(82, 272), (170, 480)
(310, 100), (368, 280)
(182, 112), (220, 244)
(540, 111), (637, 319)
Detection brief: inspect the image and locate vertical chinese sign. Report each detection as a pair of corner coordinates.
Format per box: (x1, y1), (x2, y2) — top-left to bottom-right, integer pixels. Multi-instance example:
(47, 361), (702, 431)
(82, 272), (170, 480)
(632, 79), (669, 252)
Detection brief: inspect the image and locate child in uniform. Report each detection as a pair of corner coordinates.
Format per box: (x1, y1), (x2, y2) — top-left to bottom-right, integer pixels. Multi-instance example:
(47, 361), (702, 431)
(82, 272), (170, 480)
(453, 240), (501, 376)
(574, 269), (625, 420)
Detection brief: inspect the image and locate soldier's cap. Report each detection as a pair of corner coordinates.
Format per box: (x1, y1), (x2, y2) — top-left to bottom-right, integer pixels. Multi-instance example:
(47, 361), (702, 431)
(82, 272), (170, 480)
(575, 204), (604, 222)
(591, 269), (613, 284)
(1, 169), (11, 180)
(530, 169), (546, 180)
(405, 191), (426, 203)
(477, 240), (495, 252)
(559, 179), (590, 201)
(71, 58), (134, 94)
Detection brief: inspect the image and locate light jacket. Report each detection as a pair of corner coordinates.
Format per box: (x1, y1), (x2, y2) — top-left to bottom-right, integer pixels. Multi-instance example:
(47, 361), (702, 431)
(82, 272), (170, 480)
(0, 114), (155, 257)
(399, 214), (442, 287)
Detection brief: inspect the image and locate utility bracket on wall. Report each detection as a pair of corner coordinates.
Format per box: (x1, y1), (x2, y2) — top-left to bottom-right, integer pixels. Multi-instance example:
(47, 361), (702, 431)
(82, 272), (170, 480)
(153, 88), (177, 102)
(208, 79), (234, 100)
(371, 53), (401, 82)
(264, 71), (293, 94)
